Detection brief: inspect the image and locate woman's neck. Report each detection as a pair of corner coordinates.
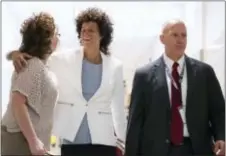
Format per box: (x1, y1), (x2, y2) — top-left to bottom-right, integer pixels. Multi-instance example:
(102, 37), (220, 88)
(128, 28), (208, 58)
(83, 48), (102, 64)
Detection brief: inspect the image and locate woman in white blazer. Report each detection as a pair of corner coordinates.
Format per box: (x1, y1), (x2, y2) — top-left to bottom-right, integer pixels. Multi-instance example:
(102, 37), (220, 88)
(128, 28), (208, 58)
(8, 7), (127, 156)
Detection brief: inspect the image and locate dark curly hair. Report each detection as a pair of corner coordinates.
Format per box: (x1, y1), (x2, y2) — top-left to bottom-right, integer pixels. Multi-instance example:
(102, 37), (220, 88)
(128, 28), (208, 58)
(19, 12), (56, 59)
(75, 7), (113, 55)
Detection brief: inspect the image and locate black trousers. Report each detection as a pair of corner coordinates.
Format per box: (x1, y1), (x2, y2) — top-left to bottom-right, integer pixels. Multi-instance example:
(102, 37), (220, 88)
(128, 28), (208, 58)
(168, 138), (194, 156)
(61, 144), (117, 156)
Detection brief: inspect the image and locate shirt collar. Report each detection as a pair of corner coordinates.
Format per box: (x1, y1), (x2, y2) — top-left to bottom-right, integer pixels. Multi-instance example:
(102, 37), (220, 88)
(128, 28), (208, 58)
(163, 53), (185, 71)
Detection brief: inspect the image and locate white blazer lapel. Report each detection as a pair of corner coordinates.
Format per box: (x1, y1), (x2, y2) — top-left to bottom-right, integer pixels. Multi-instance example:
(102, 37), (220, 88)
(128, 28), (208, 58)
(89, 53), (111, 102)
(67, 48), (84, 99)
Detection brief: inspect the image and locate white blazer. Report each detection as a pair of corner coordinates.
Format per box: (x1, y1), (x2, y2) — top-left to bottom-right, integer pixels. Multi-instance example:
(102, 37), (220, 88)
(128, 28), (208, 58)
(49, 48), (127, 146)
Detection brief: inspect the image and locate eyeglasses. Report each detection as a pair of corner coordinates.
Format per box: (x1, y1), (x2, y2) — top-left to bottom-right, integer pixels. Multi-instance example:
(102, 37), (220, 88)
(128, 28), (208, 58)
(56, 33), (61, 37)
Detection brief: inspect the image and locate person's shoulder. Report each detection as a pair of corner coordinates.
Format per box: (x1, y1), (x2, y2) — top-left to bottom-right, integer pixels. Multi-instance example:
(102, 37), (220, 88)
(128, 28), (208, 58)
(108, 55), (123, 68)
(49, 48), (77, 62)
(135, 58), (161, 75)
(107, 55), (125, 76)
(14, 57), (44, 78)
(27, 57), (45, 69)
(186, 56), (214, 71)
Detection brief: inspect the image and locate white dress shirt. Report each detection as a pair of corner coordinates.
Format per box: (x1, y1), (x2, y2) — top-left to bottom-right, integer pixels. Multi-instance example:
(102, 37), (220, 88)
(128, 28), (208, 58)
(163, 53), (189, 137)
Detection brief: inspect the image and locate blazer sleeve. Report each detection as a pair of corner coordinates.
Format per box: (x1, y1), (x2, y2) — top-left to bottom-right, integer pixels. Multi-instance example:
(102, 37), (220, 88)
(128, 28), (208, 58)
(207, 65), (225, 141)
(111, 63), (127, 142)
(125, 69), (146, 156)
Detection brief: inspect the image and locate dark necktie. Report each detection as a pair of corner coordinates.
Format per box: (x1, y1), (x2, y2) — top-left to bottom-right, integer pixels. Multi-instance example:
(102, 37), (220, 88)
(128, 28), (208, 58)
(170, 62), (183, 145)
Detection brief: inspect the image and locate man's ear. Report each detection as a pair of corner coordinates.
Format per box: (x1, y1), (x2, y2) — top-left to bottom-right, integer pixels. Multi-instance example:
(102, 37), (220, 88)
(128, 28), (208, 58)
(160, 34), (164, 44)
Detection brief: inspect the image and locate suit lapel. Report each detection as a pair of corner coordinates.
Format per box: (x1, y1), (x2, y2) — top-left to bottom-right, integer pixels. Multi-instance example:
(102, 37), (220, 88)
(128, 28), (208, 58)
(68, 48), (84, 99)
(185, 56), (197, 115)
(153, 56), (171, 110)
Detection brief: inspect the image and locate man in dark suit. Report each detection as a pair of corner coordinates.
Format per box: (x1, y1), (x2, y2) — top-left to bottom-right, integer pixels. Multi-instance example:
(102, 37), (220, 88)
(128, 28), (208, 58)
(125, 19), (225, 156)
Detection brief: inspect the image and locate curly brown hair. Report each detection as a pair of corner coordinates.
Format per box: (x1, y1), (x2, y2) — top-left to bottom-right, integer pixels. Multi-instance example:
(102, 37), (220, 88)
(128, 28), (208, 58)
(19, 12), (56, 59)
(75, 7), (113, 55)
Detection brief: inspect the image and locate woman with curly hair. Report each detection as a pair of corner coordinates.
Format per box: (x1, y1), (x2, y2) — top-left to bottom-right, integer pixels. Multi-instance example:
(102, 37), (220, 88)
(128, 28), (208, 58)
(1, 12), (59, 155)
(7, 7), (127, 156)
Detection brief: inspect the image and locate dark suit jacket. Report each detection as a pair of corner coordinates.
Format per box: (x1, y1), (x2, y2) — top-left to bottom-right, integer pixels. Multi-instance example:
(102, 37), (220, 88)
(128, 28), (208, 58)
(125, 55), (225, 156)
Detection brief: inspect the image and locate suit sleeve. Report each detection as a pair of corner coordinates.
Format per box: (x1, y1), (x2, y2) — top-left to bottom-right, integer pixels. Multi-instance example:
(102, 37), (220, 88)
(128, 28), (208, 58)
(125, 70), (145, 156)
(111, 64), (127, 142)
(207, 65), (225, 141)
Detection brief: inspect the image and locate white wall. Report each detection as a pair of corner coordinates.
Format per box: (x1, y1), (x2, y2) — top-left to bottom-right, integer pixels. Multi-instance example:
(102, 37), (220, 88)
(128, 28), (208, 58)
(203, 2), (225, 97)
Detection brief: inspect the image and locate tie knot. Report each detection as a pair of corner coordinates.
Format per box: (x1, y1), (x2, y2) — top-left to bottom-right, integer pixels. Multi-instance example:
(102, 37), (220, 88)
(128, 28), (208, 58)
(172, 62), (179, 70)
